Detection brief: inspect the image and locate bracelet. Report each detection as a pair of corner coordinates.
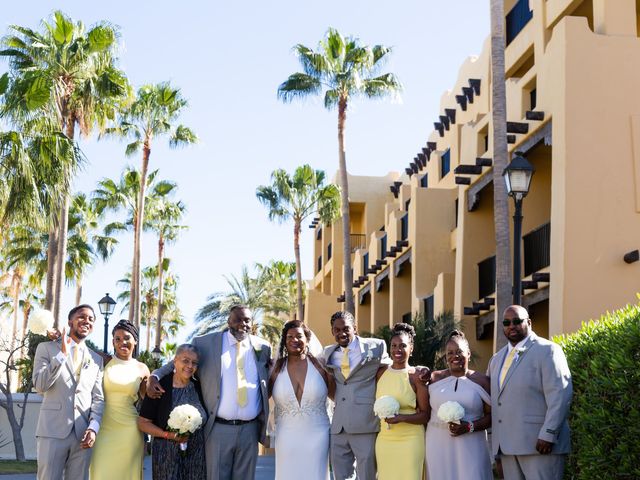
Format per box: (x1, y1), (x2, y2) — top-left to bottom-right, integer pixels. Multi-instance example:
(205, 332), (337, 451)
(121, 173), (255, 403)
(468, 421), (475, 433)
(163, 431), (169, 440)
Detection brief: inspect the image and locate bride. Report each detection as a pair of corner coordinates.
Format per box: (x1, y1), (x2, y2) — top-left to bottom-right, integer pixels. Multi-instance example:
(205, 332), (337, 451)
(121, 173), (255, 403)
(269, 320), (335, 480)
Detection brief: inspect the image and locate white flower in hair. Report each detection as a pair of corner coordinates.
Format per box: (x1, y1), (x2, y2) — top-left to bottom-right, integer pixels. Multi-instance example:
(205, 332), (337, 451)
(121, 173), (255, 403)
(29, 310), (54, 336)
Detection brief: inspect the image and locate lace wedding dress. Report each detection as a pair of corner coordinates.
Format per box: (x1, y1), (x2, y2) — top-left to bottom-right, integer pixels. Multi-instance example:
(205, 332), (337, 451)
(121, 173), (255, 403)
(272, 359), (330, 480)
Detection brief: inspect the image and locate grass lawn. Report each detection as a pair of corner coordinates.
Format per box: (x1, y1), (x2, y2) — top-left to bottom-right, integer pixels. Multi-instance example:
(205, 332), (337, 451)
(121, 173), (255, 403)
(0, 459), (37, 474)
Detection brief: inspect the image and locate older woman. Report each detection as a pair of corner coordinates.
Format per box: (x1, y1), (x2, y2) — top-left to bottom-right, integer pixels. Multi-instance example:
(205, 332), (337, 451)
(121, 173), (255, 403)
(374, 322), (429, 480)
(425, 330), (492, 479)
(90, 320), (150, 480)
(269, 320), (334, 480)
(138, 344), (207, 480)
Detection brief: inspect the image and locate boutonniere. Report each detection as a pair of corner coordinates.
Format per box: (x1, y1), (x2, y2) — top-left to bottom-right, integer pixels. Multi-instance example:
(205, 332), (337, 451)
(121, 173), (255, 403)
(362, 350), (375, 363)
(514, 346), (527, 361)
(82, 358), (92, 369)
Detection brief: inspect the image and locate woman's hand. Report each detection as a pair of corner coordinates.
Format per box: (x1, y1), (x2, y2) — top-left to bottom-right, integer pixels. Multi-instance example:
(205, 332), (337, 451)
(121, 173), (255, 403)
(385, 415), (403, 425)
(448, 420), (470, 436)
(166, 431), (189, 443)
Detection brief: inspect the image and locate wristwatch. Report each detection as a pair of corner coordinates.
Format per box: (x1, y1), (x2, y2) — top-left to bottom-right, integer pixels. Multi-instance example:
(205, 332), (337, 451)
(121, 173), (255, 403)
(468, 421), (475, 433)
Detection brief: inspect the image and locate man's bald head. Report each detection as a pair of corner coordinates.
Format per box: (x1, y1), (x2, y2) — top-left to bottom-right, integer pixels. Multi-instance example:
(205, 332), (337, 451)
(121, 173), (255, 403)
(502, 304), (531, 345)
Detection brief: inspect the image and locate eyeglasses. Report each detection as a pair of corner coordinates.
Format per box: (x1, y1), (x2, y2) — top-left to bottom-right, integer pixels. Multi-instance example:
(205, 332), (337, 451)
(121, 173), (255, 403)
(502, 318), (527, 327)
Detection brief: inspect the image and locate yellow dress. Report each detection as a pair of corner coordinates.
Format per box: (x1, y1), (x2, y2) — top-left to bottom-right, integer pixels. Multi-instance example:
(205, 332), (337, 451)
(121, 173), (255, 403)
(90, 357), (145, 480)
(375, 367), (425, 480)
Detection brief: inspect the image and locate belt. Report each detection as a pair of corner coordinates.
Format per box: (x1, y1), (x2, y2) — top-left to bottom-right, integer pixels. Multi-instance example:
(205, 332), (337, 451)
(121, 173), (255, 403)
(215, 417), (256, 426)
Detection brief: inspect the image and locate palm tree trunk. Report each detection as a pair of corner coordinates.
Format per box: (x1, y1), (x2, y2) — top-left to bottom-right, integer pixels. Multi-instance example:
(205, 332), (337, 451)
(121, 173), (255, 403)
(490, 0), (512, 350)
(130, 142), (151, 329)
(337, 98), (354, 314)
(293, 220), (303, 321)
(75, 277), (82, 305)
(45, 226), (58, 313)
(20, 300), (30, 360)
(155, 235), (165, 349)
(10, 272), (21, 355)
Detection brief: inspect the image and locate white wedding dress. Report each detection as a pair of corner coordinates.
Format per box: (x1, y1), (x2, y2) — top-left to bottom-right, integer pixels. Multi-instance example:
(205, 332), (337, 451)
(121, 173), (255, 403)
(272, 359), (330, 480)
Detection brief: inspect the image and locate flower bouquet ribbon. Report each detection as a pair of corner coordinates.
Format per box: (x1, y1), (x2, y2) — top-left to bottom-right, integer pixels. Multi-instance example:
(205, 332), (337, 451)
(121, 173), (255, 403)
(167, 404), (203, 451)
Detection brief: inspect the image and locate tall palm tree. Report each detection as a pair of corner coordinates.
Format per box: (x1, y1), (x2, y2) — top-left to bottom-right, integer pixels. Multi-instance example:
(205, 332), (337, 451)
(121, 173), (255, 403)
(0, 11), (129, 325)
(104, 83), (196, 328)
(145, 191), (186, 351)
(255, 260), (299, 344)
(490, 1), (512, 349)
(256, 165), (339, 321)
(278, 28), (402, 314)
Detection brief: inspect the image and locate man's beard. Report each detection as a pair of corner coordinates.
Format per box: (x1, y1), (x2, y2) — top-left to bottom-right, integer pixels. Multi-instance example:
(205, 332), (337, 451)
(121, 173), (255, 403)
(230, 327), (249, 341)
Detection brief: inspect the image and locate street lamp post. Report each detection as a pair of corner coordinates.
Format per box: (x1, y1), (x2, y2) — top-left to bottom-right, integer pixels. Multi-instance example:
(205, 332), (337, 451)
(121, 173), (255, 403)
(503, 152), (535, 305)
(98, 293), (117, 353)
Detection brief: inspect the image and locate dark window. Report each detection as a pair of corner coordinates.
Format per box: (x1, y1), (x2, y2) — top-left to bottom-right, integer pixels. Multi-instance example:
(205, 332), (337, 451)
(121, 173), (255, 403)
(420, 174), (428, 188)
(506, 0), (533, 45)
(363, 253), (369, 273)
(530, 88), (537, 110)
(478, 255), (496, 299)
(401, 214), (409, 241)
(381, 235), (387, 258)
(327, 242), (332, 260)
(402, 312), (413, 324)
(484, 134), (489, 153)
(523, 222), (550, 276)
(317, 255), (322, 273)
(441, 149), (451, 178)
(454, 199), (459, 228)
(405, 199), (411, 211)
(379, 225), (386, 231)
(316, 228), (322, 240)
(424, 295), (434, 322)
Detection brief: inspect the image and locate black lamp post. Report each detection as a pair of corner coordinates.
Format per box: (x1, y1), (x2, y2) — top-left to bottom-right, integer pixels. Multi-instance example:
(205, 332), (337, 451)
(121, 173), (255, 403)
(98, 293), (116, 353)
(503, 152), (535, 305)
(151, 346), (163, 361)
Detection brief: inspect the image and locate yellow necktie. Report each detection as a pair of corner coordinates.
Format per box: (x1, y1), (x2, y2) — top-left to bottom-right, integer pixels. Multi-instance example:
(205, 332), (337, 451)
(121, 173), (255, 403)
(73, 345), (82, 379)
(236, 341), (248, 407)
(499, 348), (517, 388)
(340, 347), (350, 378)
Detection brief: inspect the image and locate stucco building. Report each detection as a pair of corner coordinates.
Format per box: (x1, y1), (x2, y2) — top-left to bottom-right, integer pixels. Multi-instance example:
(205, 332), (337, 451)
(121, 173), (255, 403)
(304, 0), (640, 369)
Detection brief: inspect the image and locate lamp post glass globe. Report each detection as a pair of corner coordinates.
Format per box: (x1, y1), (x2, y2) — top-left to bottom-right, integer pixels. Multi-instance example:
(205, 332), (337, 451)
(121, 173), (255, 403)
(151, 346), (163, 361)
(98, 293), (116, 353)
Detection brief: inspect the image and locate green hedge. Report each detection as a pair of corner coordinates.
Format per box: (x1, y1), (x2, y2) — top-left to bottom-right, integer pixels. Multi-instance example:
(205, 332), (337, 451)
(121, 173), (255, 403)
(554, 302), (640, 479)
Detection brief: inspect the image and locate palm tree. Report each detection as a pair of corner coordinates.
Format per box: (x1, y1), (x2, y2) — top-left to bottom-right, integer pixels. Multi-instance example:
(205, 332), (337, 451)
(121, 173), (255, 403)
(104, 82), (196, 329)
(68, 193), (119, 304)
(490, 1), (512, 349)
(0, 11), (129, 325)
(256, 165), (339, 321)
(255, 260), (299, 344)
(145, 188), (186, 351)
(278, 28), (402, 314)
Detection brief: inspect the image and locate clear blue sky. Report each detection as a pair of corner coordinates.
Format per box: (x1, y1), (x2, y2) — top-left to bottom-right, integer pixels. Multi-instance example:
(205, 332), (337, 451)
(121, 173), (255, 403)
(2, 1), (490, 347)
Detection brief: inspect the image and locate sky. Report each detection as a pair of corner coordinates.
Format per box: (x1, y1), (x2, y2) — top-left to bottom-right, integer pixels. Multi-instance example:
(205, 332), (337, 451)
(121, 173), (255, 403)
(1, 1), (490, 349)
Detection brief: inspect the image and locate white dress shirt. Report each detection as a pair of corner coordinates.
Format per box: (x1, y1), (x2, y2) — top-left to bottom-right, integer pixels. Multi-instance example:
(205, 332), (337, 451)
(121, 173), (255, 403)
(500, 333), (531, 380)
(216, 331), (261, 421)
(54, 338), (100, 434)
(329, 336), (363, 371)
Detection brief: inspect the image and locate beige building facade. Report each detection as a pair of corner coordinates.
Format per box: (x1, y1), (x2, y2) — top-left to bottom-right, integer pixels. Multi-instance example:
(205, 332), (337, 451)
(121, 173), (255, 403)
(304, 0), (640, 369)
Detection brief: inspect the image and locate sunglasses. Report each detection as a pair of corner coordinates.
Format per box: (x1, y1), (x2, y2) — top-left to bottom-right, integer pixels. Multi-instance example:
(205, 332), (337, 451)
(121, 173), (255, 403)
(502, 318), (527, 327)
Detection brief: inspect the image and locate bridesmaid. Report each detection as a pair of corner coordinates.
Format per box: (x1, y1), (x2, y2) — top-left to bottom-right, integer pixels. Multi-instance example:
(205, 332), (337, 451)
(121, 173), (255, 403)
(425, 330), (492, 479)
(90, 320), (149, 480)
(374, 323), (429, 480)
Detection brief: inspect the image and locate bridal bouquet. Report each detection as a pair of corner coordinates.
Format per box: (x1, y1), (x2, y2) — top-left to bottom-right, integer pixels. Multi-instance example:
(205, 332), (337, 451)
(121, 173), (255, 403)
(437, 401), (465, 424)
(28, 310), (54, 336)
(167, 404), (203, 451)
(373, 396), (400, 429)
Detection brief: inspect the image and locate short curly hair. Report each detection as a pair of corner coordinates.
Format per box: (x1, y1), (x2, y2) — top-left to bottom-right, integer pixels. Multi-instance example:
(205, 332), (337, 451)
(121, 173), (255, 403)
(391, 322), (416, 343)
(330, 311), (356, 328)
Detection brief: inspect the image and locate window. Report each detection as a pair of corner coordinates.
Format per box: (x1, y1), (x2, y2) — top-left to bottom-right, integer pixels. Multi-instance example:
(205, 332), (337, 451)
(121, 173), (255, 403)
(420, 174), (428, 188)
(530, 88), (537, 110)
(317, 255), (322, 273)
(363, 253), (369, 273)
(401, 214), (409, 241)
(381, 235), (387, 258)
(506, 0), (533, 46)
(441, 149), (451, 178)
(454, 199), (459, 228)
(327, 242), (332, 260)
(424, 295), (434, 322)
(405, 199), (411, 211)
(316, 228), (322, 240)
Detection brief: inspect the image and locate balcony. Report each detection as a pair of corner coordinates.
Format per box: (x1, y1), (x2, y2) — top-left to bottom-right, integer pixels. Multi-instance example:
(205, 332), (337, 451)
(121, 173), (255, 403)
(523, 222), (550, 276)
(350, 234), (367, 252)
(506, 0), (533, 45)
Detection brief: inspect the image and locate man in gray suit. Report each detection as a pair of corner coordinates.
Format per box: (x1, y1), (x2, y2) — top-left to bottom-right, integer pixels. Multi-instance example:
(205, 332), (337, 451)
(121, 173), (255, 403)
(322, 311), (389, 480)
(488, 305), (572, 480)
(33, 305), (105, 480)
(148, 305), (271, 480)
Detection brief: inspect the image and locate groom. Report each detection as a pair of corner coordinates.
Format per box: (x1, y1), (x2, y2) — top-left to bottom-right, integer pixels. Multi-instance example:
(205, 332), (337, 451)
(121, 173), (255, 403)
(322, 311), (389, 480)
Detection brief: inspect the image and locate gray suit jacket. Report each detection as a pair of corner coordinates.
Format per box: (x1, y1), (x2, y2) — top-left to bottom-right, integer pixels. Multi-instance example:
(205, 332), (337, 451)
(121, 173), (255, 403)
(33, 340), (104, 441)
(487, 332), (572, 456)
(323, 336), (388, 435)
(155, 331), (272, 446)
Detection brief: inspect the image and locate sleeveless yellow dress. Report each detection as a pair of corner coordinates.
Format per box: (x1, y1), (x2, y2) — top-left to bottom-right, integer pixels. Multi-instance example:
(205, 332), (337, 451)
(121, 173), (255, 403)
(90, 357), (145, 480)
(375, 367), (425, 480)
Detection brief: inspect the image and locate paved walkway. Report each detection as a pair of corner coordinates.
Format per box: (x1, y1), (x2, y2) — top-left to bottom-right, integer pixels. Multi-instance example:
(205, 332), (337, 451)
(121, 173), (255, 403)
(2, 454), (276, 479)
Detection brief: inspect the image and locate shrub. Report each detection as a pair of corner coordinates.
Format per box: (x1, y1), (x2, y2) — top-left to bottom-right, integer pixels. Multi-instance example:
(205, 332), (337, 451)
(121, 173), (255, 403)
(554, 303), (640, 479)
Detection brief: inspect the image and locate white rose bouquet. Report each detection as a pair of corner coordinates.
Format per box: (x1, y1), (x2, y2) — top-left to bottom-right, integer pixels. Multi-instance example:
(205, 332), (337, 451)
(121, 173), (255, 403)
(28, 310), (54, 336)
(437, 400), (465, 425)
(373, 395), (400, 429)
(167, 404), (203, 451)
